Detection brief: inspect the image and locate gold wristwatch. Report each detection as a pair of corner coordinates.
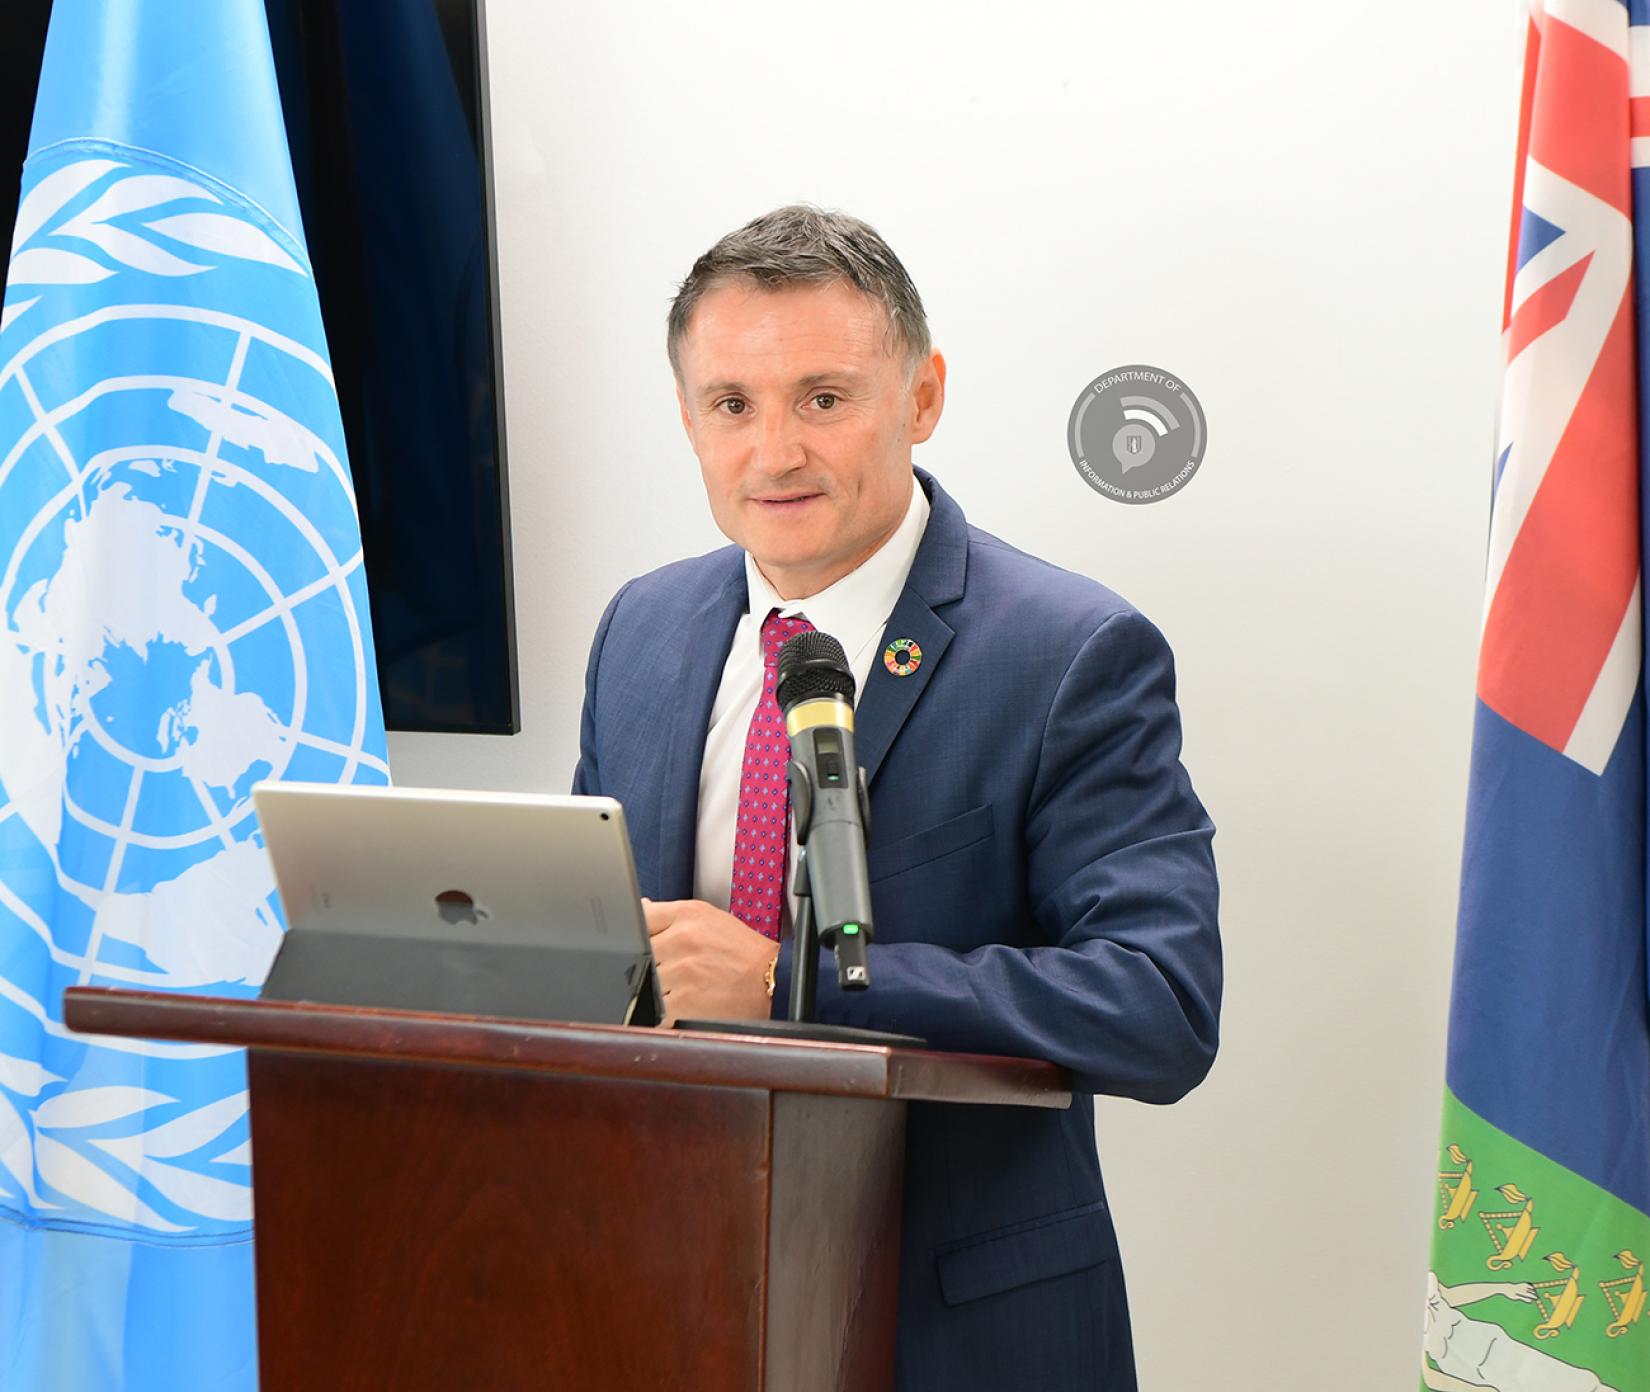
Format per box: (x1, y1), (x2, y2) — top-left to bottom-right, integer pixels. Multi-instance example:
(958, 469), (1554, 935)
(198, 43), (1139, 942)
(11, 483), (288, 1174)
(764, 950), (780, 1000)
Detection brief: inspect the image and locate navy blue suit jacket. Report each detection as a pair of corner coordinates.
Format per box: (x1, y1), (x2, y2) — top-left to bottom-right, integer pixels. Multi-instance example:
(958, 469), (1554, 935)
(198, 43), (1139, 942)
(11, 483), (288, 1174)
(572, 467), (1221, 1391)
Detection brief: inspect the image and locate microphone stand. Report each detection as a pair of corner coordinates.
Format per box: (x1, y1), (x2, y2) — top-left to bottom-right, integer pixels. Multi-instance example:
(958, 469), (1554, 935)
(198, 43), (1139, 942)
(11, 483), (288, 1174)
(788, 847), (819, 1026)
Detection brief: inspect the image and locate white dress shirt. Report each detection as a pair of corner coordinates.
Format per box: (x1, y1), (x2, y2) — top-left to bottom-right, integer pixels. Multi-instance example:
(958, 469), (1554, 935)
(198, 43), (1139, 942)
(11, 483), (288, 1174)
(692, 479), (932, 932)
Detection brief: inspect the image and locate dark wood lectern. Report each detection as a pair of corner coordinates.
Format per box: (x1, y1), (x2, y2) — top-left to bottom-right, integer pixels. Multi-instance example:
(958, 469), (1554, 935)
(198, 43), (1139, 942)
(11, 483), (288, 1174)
(62, 988), (1068, 1392)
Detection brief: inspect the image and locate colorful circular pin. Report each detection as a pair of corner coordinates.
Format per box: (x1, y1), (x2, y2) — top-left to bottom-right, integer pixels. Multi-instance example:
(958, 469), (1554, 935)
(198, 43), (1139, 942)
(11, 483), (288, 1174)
(883, 637), (922, 677)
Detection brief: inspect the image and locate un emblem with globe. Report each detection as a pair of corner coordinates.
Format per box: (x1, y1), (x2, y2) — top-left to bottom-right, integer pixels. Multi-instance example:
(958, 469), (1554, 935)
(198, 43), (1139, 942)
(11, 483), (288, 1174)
(0, 156), (387, 1233)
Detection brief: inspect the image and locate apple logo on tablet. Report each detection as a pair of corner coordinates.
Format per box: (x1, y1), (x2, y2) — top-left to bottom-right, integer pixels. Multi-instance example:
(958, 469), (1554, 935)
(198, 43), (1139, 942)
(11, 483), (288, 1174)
(435, 889), (489, 927)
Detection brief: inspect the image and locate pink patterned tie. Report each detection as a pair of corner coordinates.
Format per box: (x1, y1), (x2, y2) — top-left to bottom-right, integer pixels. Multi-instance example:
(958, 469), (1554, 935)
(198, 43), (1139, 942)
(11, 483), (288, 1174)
(728, 608), (815, 939)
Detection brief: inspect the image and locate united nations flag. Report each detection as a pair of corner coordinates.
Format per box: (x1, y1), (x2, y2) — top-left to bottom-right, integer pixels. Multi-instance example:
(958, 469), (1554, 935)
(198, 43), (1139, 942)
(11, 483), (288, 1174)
(0, 4), (389, 1387)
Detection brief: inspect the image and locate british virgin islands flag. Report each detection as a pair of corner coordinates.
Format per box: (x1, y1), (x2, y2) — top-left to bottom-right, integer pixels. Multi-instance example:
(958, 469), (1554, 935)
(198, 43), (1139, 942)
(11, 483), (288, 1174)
(0, 3), (388, 1388)
(1425, 2), (1650, 1389)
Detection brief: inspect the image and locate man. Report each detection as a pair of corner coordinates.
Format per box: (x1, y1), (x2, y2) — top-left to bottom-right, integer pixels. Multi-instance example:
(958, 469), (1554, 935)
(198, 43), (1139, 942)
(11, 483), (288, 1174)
(572, 205), (1221, 1391)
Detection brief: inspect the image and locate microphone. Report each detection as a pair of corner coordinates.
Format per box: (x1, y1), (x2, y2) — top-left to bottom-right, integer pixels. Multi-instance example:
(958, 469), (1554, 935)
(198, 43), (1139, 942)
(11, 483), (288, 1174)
(775, 631), (874, 992)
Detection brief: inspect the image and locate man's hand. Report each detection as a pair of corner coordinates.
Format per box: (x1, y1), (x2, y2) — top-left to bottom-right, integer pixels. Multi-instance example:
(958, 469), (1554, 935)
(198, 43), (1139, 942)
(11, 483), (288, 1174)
(643, 897), (778, 1027)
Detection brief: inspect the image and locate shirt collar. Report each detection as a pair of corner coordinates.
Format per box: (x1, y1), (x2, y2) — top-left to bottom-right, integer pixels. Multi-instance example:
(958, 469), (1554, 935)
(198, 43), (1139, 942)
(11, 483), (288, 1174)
(743, 476), (932, 645)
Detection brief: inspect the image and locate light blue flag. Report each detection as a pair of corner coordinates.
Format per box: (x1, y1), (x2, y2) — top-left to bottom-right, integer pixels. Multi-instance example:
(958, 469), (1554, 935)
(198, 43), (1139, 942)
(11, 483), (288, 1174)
(0, 3), (389, 1387)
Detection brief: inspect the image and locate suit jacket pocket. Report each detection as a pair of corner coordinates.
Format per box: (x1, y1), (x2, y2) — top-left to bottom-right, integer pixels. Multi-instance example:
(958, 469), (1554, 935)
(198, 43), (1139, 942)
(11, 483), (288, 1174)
(934, 1199), (1115, 1306)
(866, 803), (994, 884)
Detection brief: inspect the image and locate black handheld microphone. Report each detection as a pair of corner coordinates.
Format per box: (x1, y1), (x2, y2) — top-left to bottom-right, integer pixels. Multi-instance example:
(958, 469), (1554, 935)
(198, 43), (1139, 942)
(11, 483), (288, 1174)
(775, 631), (874, 991)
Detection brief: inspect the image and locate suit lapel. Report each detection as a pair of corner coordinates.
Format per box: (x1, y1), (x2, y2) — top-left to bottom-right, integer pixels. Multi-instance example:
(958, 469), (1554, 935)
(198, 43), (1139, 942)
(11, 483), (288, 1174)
(854, 467), (969, 789)
(854, 596), (953, 788)
(654, 554), (745, 899)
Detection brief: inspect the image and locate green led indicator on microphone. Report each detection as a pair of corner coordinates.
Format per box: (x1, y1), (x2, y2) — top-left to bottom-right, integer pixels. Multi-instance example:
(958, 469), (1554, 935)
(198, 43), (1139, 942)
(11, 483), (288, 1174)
(841, 923), (860, 936)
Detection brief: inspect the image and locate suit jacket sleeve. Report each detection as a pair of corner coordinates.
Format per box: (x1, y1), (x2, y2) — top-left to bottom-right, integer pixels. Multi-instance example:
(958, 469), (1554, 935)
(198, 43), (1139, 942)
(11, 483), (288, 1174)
(571, 580), (631, 798)
(773, 608), (1222, 1104)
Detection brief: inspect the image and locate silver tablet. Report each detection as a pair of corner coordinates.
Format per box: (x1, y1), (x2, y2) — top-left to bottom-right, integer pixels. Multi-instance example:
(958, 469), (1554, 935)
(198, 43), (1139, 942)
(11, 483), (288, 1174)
(251, 782), (661, 1026)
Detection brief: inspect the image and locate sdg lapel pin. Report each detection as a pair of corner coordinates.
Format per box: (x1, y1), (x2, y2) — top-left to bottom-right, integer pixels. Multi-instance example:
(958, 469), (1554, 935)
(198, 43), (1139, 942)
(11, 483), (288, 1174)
(884, 638), (922, 677)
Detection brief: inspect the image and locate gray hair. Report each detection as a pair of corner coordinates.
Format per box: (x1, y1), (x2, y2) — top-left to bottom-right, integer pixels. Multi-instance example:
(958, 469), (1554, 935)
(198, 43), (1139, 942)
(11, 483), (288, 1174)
(666, 204), (932, 384)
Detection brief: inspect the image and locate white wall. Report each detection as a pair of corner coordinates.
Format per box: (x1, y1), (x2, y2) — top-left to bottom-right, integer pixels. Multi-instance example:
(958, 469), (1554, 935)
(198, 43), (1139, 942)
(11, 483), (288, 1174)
(389, 2), (1525, 1384)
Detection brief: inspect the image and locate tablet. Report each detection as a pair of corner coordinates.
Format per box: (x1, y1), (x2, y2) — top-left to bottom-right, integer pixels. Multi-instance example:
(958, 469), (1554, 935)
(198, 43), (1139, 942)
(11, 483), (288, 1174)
(251, 783), (661, 1026)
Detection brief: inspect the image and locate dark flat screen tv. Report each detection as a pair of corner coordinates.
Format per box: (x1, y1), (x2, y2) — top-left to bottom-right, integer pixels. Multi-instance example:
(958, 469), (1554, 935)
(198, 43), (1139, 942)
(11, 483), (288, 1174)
(1, 0), (520, 736)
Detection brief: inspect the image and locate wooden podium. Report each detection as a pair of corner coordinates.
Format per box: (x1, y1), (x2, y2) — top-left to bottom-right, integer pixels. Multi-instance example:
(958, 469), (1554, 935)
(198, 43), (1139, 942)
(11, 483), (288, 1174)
(63, 988), (1068, 1392)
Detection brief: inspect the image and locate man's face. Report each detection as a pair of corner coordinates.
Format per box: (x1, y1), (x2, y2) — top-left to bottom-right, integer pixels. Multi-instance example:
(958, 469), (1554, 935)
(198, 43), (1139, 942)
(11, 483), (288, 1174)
(674, 278), (945, 600)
